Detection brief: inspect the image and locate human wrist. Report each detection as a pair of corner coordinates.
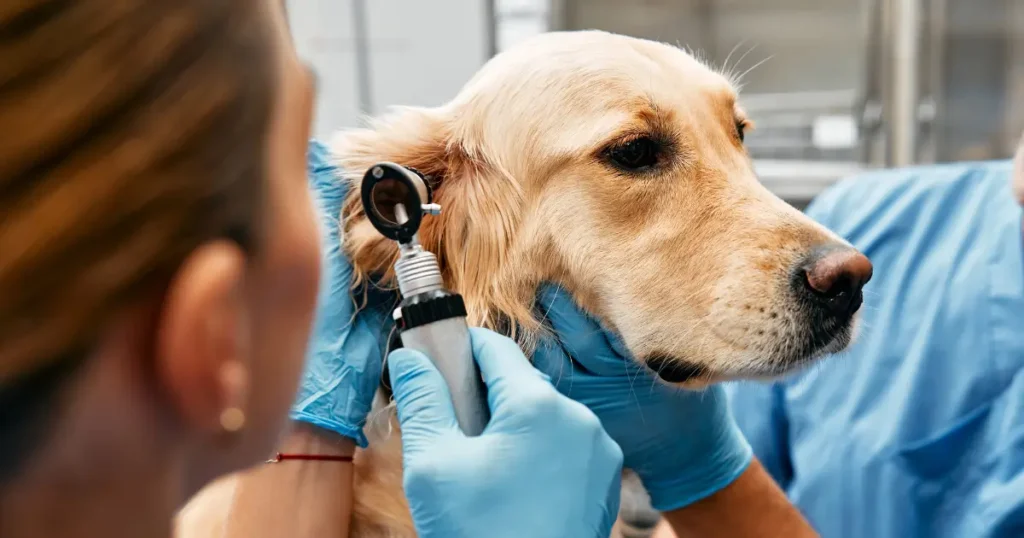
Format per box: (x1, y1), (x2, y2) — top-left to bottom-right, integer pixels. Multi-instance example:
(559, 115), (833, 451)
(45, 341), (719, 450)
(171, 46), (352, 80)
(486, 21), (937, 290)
(641, 416), (754, 512)
(661, 459), (817, 537)
(290, 409), (369, 448)
(642, 444), (752, 512)
(283, 422), (358, 458)
(224, 422), (356, 538)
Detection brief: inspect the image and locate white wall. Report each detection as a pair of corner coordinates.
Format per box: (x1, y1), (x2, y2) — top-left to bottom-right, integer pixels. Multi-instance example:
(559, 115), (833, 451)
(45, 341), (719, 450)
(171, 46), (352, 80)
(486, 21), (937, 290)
(287, 0), (362, 140)
(287, 0), (493, 140)
(494, 0), (550, 52)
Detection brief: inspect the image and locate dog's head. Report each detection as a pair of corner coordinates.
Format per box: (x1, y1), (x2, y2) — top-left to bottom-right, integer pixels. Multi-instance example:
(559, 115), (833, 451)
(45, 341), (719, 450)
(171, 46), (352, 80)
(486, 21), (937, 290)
(335, 31), (871, 386)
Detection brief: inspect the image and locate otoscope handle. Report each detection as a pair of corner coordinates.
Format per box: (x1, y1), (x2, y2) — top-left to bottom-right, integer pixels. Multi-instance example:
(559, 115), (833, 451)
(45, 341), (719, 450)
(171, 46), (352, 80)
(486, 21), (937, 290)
(397, 294), (489, 436)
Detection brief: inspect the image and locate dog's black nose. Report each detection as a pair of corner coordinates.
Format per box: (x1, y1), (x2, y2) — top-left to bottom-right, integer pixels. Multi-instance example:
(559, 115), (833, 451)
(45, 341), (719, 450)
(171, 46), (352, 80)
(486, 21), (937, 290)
(797, 245), (873, 318)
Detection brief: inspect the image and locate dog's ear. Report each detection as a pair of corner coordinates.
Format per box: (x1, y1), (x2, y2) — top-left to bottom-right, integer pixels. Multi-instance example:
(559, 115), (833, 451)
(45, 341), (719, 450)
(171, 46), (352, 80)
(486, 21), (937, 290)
(332, 107), (534, 334)
(330, 107), (452, 287)
(332, 106), (454, 182)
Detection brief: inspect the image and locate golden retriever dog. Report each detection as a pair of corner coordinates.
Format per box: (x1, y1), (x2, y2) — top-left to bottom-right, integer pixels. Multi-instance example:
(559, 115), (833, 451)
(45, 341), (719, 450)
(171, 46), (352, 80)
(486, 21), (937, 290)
(176, 30), (872, 538)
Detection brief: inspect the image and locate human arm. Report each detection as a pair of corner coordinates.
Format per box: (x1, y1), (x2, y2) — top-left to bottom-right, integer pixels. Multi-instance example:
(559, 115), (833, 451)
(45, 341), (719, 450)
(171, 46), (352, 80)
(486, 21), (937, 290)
(724, 380), (794, 490)
(225, 424), (356, 538)
(224, 141), (392, 537)
(660, 460), (814, 538)
(532, 284), (816, 537)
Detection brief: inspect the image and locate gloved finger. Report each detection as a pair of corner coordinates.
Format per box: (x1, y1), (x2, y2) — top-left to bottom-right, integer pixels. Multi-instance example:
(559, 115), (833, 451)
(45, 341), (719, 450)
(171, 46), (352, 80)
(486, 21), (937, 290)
(469, 328), (551, 400)
(388, 348), (461, 452)
(535, 284), (636, 377)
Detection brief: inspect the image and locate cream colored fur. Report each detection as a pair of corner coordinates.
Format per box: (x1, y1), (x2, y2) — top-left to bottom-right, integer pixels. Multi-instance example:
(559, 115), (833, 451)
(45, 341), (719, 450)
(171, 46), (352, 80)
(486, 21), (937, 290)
(176, 30), (858, 538)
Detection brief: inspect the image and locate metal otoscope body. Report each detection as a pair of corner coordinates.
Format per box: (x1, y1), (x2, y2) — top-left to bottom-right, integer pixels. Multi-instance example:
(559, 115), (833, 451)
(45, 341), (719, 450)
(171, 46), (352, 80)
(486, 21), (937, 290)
(361, 162), (489, 436)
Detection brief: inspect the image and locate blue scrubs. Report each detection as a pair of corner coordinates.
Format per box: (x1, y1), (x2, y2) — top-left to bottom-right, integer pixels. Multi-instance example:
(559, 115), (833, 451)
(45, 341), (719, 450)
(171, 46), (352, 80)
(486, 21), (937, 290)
(726, 161), (1024, 537)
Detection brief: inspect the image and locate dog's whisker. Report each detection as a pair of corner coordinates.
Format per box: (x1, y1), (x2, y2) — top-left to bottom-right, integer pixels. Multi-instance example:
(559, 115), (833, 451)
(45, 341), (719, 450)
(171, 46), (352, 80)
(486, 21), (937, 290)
(629, 361), (648, 395)
(721, 40), (747, 77)
(557, 352), (574, 397)
(622, 356), (648, 426)
(720, 41), (759, 85)
(734, 54), (774, 85)
(732, 44), (760, 79)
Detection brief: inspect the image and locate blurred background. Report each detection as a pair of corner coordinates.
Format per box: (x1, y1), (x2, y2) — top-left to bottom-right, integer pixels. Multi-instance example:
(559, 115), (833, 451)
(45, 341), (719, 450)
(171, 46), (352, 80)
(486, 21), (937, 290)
(288, 0), (1024, 207)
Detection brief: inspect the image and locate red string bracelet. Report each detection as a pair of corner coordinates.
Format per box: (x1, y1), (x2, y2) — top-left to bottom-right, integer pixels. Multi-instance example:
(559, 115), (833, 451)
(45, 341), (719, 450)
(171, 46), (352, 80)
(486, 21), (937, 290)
(266, 453), (354, 464)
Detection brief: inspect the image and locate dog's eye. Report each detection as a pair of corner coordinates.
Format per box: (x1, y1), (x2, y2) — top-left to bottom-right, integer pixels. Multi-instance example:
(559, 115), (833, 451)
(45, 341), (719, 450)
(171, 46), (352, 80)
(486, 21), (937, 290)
(735, 121), (746, 143)
(607, 137), (660, 171)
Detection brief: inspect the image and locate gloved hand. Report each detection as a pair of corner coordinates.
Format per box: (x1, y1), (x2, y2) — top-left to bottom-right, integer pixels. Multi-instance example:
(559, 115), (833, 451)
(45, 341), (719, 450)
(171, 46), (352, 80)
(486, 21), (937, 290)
(531, 284), (754, 512)
(390, 328), (623, 538)
(290, 142), (394, 447)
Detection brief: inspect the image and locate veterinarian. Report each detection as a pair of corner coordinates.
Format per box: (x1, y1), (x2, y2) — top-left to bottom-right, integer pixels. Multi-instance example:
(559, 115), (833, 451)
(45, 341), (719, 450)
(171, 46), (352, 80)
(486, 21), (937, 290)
(222, 141), (820, 538)
(725, 136), (1024, 538)
(0, 2), (810, 538)
(0, 0), (619, 537)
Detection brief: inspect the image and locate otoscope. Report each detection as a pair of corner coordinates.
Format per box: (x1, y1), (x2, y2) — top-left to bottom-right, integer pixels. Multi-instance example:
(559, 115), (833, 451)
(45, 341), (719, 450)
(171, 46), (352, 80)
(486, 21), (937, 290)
(360, 162), (490, 436)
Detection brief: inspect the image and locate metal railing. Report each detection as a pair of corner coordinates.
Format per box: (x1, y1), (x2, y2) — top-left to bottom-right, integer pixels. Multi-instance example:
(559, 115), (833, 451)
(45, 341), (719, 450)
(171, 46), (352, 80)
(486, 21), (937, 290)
(742, 89), (861, 162)
(740, 89), (866, 202)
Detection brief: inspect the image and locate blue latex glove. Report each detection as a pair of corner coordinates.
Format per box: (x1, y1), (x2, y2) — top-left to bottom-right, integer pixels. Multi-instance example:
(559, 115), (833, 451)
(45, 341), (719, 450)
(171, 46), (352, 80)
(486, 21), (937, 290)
(291, 142), (394, 447)
(389, 328), (624, 538)
(532, 284), (754, 512)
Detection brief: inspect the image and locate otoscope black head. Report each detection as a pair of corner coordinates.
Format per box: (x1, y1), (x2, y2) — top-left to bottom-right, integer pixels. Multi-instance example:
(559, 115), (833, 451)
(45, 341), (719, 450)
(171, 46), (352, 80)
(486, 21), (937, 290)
(361, 163), (433, 244)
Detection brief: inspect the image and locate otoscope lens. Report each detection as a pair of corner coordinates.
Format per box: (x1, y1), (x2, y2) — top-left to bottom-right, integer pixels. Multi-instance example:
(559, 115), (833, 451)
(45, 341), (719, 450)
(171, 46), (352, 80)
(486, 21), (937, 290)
(369, 177), (411, 225)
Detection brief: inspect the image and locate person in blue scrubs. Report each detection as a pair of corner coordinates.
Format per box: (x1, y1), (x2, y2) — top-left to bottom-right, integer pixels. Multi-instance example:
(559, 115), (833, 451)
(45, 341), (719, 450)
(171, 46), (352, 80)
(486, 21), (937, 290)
(726, 138), (1024, 537)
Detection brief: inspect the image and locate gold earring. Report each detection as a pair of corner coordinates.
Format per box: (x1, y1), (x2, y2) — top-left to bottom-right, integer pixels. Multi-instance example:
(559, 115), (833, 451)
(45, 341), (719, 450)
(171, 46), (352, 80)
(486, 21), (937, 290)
(219, 407), (246, 433)
(218, 359), (248, 434)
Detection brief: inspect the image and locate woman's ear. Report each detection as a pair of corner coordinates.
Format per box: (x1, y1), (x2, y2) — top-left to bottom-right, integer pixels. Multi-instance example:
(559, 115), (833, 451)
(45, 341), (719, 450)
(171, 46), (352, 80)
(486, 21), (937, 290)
(154, 240), (251, 438)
